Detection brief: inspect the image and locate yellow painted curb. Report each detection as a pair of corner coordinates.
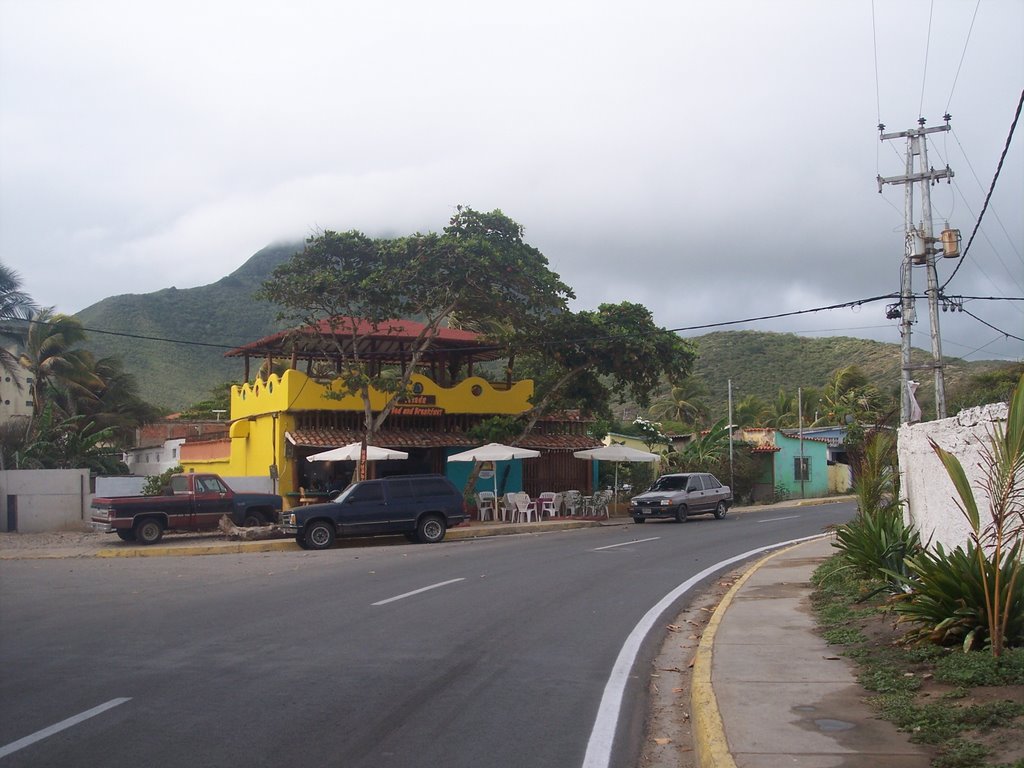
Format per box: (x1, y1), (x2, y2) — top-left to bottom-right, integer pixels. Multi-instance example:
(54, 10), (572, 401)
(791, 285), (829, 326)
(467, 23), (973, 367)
(690, 541), (815, 768)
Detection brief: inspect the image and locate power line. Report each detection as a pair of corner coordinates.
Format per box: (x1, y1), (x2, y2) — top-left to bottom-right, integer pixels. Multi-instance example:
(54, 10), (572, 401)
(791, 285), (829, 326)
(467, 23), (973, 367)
(944, 0), (981, 115)
(14, 292), (1023, 355)
(961, 309), (1024, 343)
(942, 88), (1024, 290)
(918, 0), (935, 120)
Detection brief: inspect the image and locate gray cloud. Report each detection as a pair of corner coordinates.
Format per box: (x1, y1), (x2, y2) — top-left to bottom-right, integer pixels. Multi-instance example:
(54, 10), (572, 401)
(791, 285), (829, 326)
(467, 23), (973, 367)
(1, 0), (1020, 361)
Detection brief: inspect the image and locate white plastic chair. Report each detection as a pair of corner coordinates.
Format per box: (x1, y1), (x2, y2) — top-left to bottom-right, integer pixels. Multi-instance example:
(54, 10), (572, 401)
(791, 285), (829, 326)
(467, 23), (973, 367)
(512, 492), (536, 523)
(563, 490), (582, 516)
(475, 491), (497, 522)
(537, 492), (562, 518)
(500, 493), (518, 522)
(586, 490), (612, 518)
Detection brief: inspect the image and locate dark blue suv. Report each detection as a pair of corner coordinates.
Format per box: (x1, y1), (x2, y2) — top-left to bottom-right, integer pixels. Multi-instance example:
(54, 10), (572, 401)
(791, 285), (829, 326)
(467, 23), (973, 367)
(281, 474), (467, 550)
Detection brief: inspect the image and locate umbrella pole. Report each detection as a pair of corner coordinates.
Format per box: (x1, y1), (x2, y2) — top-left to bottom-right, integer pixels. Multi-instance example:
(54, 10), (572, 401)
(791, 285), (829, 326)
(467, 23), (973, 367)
(493, 466), (499, 523)
(613, 462), (619, 516)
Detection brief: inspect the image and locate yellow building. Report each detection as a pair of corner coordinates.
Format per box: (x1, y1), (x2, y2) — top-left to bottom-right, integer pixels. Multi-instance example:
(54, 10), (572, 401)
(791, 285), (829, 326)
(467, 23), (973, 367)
(181, 318), (599, 507)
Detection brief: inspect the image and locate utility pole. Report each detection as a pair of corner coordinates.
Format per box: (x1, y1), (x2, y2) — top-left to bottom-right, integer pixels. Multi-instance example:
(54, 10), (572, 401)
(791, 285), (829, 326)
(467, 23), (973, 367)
(878, 115), (956, 422)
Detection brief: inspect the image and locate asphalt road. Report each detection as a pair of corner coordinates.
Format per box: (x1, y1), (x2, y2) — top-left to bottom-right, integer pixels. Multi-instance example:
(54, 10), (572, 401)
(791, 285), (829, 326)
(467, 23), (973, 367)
(0, 501), (855, 768)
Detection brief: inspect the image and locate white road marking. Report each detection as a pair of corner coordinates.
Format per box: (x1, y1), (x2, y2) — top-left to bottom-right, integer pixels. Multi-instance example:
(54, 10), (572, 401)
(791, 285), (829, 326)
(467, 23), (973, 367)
(581, 535), (825, 768)
(593, 537), (661, 551)
(758, 515), (800, 523)
(372, 578), (466, 606)
(0, 698), (131, 759)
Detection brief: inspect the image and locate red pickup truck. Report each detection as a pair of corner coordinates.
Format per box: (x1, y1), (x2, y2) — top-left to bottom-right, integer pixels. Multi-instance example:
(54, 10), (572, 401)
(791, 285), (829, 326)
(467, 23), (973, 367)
(91, 473), (283, 545)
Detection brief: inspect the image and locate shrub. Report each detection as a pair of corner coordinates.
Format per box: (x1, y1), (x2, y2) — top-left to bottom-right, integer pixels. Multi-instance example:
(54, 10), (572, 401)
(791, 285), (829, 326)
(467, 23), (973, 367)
(892, 538), (1024, 651)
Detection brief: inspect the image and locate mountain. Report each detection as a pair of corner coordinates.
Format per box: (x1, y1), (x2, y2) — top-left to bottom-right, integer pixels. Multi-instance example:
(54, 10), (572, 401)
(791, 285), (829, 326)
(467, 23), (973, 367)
(75, 242), (301, 410)
(75, 244), (1011, 413)
(688, 330), (1004, 417)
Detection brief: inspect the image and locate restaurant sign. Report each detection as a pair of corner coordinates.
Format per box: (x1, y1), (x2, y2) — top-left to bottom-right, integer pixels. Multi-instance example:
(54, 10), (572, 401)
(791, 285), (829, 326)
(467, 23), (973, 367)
(391, 394), (444, 417)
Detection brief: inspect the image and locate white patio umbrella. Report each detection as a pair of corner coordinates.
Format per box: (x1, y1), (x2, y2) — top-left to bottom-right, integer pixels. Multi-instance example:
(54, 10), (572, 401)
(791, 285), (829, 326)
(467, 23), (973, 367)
(446, 442), (541, 509)
(306, 443), (409, 462)
(573, 444), (661, 509)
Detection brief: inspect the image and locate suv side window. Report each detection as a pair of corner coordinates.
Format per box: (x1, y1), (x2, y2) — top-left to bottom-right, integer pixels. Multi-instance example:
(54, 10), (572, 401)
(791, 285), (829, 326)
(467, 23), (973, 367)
(348, 483), (384, 502)
(388, 479), (417, 498)
(419, 478), (453, 496)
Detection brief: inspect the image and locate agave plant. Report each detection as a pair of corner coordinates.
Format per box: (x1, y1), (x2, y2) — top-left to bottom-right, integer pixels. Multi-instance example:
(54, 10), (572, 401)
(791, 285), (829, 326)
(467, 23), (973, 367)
(832, 429), (921, 592)
(893, 538), (1024, 651)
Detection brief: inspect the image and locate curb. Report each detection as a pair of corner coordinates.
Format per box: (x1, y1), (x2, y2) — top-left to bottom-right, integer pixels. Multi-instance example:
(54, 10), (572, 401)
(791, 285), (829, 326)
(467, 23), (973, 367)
(690, 539), (821, 768)
(2, 518), (612, 560)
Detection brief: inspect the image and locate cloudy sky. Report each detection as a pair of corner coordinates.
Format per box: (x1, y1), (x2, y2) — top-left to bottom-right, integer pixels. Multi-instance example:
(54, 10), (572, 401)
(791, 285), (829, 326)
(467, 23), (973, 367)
(2, 0), (1022, 365)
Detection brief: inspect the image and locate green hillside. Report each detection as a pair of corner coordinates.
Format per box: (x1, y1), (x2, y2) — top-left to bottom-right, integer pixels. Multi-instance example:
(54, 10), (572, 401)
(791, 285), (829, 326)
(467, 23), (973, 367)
(75, 242), (300, 410)
(688, 330), (1004, 417)
(74, 244), (1011, 414)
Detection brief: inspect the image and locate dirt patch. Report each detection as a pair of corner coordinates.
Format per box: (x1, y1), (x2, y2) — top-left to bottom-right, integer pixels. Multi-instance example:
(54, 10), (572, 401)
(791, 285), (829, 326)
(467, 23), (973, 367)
(0, 529), (104, 551)
(821, 582), (1024, 767)
(638, 569), (743, 768)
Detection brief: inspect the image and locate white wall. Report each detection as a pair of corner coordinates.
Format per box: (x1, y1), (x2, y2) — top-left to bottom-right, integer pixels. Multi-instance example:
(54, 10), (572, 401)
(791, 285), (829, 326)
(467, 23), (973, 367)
(0, 469), (92, 533)
(897, 402), (1009, 551)
(95, 476), (148, 497)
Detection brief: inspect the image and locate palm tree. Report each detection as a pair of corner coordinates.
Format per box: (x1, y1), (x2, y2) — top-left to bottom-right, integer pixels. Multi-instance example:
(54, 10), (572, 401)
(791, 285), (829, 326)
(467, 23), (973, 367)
(763, 388), (798, 428)
(733, 394), (768, 428)
(649, 377), (709, 426)
(18, 308), (98, 415)
(53, 354), (160, 445)
(0, 263), (37, 380)
(816, 365), (888, 425)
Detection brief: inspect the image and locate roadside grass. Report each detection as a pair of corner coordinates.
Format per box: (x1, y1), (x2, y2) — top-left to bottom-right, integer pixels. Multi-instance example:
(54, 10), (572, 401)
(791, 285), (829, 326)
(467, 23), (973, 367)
(811, 555), (1024, 768)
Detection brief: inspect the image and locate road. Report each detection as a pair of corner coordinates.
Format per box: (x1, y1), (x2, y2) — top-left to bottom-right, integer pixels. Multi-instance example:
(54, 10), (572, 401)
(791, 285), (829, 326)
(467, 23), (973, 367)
(0, 502), (854, 767)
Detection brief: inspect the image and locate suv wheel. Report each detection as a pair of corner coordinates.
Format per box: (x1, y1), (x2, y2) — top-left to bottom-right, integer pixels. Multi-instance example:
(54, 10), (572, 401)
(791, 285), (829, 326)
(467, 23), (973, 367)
(305, 521), (336, 550)
(242, 511), (265, 527)
(416, 515), (446, 544)
(674, 506), (688, 523)
(714, 501), (728, 519)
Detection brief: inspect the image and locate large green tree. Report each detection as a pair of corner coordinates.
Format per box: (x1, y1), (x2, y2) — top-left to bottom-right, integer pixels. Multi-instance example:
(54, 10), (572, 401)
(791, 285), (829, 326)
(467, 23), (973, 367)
(257, 206), (574, 456)
(510, 301), (695, 438)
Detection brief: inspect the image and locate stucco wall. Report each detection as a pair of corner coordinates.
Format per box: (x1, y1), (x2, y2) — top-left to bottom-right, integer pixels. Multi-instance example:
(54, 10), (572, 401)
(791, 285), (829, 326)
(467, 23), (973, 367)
(897, 402), (1009, 551)
(0, 469), (92, 533)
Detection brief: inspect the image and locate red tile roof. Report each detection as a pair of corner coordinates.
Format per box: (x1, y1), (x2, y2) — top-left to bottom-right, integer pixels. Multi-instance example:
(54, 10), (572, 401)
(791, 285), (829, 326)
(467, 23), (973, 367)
(225, 317), (502, 363)
(286, 429), (601, 452)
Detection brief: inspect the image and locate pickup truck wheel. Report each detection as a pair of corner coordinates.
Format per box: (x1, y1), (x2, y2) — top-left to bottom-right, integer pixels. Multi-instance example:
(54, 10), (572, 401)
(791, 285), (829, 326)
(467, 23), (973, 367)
(134, 518), (164, 545)
(714, 501), (728, 519)
(305, 521), (335, 550)
(242, 511), (265, 527)
(674, 506), (688, 523)
(416, 515), (446, 544)
(116, 529), (136, 542)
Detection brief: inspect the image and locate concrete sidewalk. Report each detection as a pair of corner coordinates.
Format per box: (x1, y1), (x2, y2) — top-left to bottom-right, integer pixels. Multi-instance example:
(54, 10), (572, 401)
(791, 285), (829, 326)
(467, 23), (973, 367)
(691, 537), (932, 768)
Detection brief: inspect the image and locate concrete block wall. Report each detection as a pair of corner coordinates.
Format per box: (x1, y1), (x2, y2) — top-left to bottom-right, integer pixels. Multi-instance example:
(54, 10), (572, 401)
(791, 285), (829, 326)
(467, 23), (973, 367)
(0, 469), (92, 533)
(897, 402), (1010, 551)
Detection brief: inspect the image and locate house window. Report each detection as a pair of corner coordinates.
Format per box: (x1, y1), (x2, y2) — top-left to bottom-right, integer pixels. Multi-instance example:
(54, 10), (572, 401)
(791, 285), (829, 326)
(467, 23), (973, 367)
(172, 448), (177, 458)
(794, 456), (811, 482)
